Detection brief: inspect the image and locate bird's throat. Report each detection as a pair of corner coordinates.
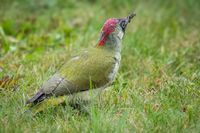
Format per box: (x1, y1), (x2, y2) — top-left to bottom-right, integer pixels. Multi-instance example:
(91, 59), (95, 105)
(97, 33), (122, 53)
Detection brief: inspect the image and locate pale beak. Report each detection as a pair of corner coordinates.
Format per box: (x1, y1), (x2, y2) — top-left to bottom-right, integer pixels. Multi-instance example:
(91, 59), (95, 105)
(125, 13), (136, 25)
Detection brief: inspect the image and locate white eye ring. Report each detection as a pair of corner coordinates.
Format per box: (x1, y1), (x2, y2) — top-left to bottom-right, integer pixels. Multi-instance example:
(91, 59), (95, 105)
(122, 22), (125, 28)
(121, 21), (126, 28)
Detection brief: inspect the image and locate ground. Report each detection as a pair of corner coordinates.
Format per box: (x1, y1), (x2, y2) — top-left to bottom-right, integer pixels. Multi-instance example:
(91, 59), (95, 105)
(0, 0), (200, 132)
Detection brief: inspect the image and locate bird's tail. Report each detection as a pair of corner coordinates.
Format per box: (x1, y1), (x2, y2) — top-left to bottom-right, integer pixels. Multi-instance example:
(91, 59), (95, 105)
(26, 91), (46, 104)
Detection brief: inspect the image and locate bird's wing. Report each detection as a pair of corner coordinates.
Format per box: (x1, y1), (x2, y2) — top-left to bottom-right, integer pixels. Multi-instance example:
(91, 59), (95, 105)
(59, 48), (116, 91)
(26, 48), (116, 104)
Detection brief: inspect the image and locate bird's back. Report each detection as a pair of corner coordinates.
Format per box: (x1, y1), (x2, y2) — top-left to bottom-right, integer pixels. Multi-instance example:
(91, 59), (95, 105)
(59, 47), (117, 92)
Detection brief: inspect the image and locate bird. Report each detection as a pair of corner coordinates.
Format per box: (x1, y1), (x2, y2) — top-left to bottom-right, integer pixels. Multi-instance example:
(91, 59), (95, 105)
(26, 13), (136, 104)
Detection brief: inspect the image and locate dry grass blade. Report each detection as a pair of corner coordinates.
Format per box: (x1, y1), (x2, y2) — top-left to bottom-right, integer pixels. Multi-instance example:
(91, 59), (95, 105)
(0, 75), (21, 91)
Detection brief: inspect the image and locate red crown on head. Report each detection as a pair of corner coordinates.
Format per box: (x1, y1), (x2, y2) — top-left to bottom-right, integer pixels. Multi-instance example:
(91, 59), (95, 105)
(98, 18), (118, 46)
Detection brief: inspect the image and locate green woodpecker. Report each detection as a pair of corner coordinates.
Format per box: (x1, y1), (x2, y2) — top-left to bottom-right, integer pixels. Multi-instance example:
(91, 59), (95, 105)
(27, 13), (136, 104)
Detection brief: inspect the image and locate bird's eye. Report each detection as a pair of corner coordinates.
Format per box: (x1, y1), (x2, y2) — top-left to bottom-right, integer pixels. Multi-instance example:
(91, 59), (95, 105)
(120, 21), (126, 29)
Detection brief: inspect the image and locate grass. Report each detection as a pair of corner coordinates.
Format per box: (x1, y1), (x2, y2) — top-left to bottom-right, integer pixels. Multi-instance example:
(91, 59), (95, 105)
(0, 0), (200, 132)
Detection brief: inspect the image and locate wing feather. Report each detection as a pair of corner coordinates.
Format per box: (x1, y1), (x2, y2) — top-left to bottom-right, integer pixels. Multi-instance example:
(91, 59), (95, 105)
(60, 48), (116, 90)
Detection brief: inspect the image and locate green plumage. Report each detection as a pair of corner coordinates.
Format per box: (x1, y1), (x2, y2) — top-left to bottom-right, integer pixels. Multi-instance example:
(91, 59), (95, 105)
(59, 47), (116, 91)
(34, 47), (117, 99)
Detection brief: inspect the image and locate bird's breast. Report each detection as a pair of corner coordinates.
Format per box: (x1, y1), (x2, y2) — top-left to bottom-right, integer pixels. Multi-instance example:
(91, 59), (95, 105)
(107, 52), (121, 83)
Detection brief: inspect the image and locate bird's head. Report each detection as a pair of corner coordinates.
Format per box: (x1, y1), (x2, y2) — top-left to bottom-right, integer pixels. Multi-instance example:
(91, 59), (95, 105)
(97, 13), (136, 51)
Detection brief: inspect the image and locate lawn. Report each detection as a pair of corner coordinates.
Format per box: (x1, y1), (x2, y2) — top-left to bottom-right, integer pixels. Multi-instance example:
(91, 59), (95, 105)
(0, 0), (200, 132)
